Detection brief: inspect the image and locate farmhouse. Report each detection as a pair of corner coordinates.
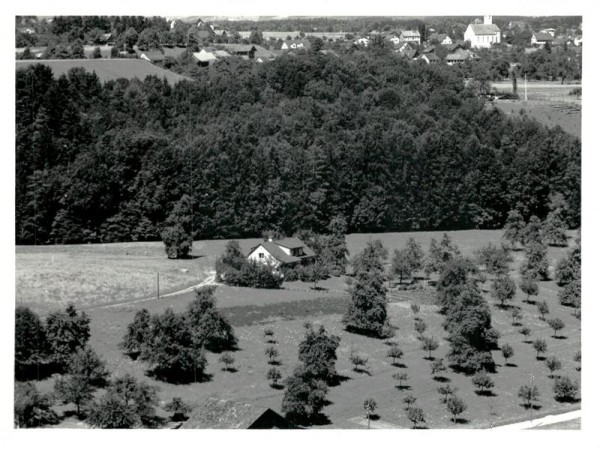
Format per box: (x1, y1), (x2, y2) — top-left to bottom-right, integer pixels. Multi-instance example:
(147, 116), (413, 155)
(214, 44), (256, 59)
(400, 30), (421, 44)
(247, 237), (315, 268)
(138, 50), (165, 63)
(416, 53), (441, 64)
(531, 32), (554, 47)
(181, 398), (297, 429)
(464, 15), (501, 48)
(445, 49), (480, 65)
(429, 33), (452, 45)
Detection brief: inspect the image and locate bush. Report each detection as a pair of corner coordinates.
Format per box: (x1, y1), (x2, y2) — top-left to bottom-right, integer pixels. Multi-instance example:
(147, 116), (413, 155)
(14, 382), (59, 428)
(15, 306), (50, 380)
(446, 396), (467, 423)
(120, 309), (152, 358)
(161, 224), (192, 259)
(552, 376), (578, 402)
(281, 366), (328, 424)
(45, 304), (90, 369)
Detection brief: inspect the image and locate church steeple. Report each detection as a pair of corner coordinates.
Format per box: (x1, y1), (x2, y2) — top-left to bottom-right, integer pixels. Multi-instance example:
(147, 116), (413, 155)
(484, 15), (493, 25)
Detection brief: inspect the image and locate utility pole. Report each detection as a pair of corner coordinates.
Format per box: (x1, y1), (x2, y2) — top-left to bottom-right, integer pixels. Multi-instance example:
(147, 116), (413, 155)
(157, 272), (160, 299)
(524, 74), (528, 101)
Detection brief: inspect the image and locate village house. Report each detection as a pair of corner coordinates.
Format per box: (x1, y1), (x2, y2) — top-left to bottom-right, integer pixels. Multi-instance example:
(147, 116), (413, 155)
(464, 15), (501, 48)
(354, 36), (370, 47)
(445, 48), (480, 65)
(214, 43), (256, 59)
(400, 30), (421, 44)
(429, 33), (452, 45)
(247, 237), (316, 269)
(138, 50), (165, 64)
(416, 53), (441, 64)
(531, 32), (554, 47)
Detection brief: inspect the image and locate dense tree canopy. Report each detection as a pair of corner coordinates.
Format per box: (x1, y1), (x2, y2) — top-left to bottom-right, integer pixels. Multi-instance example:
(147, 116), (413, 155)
(16, 49), (580, 245)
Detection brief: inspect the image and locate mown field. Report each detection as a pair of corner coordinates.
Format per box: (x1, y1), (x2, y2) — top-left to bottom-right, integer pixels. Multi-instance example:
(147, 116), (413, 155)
(19, 230), (581, 429)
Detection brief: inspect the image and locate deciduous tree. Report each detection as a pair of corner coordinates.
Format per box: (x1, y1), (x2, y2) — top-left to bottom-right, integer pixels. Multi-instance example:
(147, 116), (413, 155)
(446, 396), (467, 423)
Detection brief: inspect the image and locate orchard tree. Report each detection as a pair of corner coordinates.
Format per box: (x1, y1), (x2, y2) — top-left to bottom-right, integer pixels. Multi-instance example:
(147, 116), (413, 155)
(393, 371), (409, 389)
(542, 211), (568, 247)
(402, 394), (417, 410)
(521, 215), (544, 247)
(545, 355), (562, 378)
(120, 309), (151, 359)
(520, 242), (549, 281)
(558, 281), (581, 307)
(14, 382), (59, 428)
(472, 370), (495, 394)
(185, 286), (238, 352)
(552, 376), (578, 402)
(501, 344), (514, 365)
(503, 209), (526, 249)
(518, 384), (540, 408)
(430, 358), (447, 379)
(510, 308), (523, 326)
(475, 243), (513, 277)
(421, 336), (439, 359)
(519, 326), (531, 342)
(555, 247), (580, 286)
(520, 277), (539, 303)
(265, 346), (280, 365)
(410, 303), (420, 315)
(363, 398), (377, 428)
(68, 346), (110, 387)
(45, 304), (90, 369)
(386, 345), (404, 366)
(267, 367), (282, 387)
(349, 351), (369, 372)
(15, 306), (49, 380)
(281, 366), (329, 424)
(164, 397), (192, 422)
(446, 396), (467, 424)
(54, 374), (94, 417)
(547, 318), (565, 338)
(574, 350), (581, 371)
(438, 384), (457, 403)
(218, 352), (235, 372)
(537, 300), (550, 320)
(161, 195), (193, 259)
(533, 339), (548, 360)
(390, 248), (412, 284)
(407, 406), (426, 428)
(343, 240), (390, 337)
(491, 275), (516, 307)
(414, 319), (427, 337)
(298, 324), (340, 383)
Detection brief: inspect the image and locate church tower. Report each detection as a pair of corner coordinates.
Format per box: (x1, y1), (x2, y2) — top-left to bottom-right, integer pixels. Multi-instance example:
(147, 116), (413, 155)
(484, 15), (493, 25)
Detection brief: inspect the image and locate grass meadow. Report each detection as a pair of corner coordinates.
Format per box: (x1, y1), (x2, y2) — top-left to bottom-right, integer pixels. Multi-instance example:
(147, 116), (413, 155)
(18, 230), (581, 429)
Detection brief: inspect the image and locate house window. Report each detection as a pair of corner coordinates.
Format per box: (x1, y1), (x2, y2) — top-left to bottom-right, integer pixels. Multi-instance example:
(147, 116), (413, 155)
(259, 253), (264, 258)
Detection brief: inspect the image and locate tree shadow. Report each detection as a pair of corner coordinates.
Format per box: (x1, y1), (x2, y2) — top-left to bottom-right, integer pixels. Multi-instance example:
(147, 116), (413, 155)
(222, 367), (238, 373)
(552, 335), (567, 340)
(268, 360), (282, 366)
(353, 367), (372, 376)
(423, 356), (435, 361)
(329, 374), (351, 386)
(391, 362), (407, 368)
(266, 339), (277, 345)
(521, 403), (542, 410)
(369, 414), (381, 421)
(511, 322), (522, 327)
(147, 369), (213, 384)
(142, 415), (169, 429)
(394, 385), (412, 391)
(412, 424), (429, 429)
(310, 286), (329, 291)
(554, 397), (580, 404)
(452, 417), (470, 424)
(505, 363), (518, 368)
(269, 384), (285, 390)
(536, 356), (547, 361)
(475, 390), (497, 397)
(180, 254), (204, 260)
(433, 376), (450, 383)
(309, 413), (332, 426)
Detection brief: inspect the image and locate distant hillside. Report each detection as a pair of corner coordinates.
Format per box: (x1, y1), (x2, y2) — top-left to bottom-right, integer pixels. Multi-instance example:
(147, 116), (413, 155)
(15, 59), (191, 85)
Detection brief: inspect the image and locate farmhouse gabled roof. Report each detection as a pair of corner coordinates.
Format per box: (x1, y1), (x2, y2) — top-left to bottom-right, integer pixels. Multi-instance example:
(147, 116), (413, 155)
(181, 398), (296, 429)
(401, 30), (421, 38)
(275, 237), (307, 249)
(140, 50), (165, 62)
(193, 50), (216, 62)
(469, 24), (501, 35)
(216, 44), (256, 53)
(250, 242), (300, 264)
(533, 32), (554, 42)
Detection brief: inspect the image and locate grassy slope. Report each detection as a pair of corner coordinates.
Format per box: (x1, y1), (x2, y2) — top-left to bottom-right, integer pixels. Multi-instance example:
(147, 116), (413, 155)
(23, 230), (581, 429)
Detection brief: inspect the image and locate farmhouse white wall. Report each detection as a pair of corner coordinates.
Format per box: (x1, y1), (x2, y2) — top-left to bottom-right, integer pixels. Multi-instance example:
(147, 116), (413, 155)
(247, 245), (281, 268)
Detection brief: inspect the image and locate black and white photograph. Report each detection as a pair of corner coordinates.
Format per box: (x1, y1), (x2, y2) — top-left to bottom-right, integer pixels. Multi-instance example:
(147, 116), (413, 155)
(5, 0), (597, 445)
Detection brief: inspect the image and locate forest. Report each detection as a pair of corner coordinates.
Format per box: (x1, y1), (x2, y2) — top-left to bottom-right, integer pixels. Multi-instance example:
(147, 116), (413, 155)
(15, 50), (580, 245)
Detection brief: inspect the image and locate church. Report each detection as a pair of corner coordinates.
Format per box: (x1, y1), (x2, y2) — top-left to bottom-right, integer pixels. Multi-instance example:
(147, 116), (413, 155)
(464, 15), (501, 48)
